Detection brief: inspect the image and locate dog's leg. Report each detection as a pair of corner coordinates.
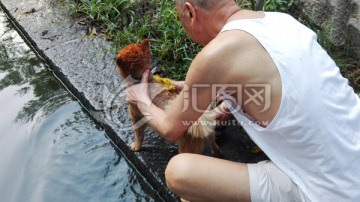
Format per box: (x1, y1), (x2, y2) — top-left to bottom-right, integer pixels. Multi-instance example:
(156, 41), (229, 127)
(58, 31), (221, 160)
(176, 137), (187, 154)
(130, 123), (147, 151)
(129, 103), (146, 151)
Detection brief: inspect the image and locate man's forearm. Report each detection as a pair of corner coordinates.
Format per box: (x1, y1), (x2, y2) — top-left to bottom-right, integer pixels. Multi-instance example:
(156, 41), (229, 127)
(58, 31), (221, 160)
(137, 100), (182, 142)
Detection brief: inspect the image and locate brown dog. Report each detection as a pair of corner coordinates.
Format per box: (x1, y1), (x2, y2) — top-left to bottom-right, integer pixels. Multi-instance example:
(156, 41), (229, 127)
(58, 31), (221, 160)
(115, 39), (222, 156)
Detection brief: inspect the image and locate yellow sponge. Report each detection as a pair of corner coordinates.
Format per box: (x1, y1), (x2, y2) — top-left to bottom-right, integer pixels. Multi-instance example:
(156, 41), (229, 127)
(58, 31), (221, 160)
(153, 75), (176, 92)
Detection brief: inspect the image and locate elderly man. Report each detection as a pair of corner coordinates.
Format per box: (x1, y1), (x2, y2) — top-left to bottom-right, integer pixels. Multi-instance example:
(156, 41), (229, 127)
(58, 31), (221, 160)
(126, 0), (360, 201)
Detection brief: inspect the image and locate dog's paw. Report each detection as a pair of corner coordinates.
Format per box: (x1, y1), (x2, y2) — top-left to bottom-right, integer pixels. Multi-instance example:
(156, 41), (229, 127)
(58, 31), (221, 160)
(130, 142), (142, 151)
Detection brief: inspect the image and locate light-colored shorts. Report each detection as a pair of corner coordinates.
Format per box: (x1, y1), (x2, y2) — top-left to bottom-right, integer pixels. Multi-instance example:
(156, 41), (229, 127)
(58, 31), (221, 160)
(248, 160), (309, 202)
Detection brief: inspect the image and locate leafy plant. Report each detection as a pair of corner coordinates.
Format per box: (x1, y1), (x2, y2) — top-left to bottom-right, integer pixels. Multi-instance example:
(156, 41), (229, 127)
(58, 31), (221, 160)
(66, 0), (135, 35)
(264, 0), (294, 12)
(237, 0), (294, 12)
(235, 0), (253, 9)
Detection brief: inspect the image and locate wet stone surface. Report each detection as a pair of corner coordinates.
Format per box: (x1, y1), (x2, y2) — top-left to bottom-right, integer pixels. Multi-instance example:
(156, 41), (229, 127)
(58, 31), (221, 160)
(0, 0), (268, 201)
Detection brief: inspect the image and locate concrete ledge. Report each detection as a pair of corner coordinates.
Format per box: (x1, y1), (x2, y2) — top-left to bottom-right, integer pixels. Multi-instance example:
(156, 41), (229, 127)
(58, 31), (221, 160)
(0, 0), (268, 201)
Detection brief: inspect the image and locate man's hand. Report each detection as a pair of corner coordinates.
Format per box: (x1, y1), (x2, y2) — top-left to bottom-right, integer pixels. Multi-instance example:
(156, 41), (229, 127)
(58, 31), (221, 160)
(126, 70), (152, 107)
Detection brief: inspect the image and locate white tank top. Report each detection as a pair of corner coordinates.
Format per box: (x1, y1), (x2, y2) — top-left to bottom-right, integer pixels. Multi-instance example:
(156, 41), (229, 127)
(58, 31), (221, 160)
(220, 12), (360, 201)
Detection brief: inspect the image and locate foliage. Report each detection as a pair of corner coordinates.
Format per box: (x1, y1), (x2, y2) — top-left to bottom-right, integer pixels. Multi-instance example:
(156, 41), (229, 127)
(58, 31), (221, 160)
(66, 0), (134, 35)
(237, 0), (294, 12)
(264, 0), (294, 12)
(235, 0), (253, 9)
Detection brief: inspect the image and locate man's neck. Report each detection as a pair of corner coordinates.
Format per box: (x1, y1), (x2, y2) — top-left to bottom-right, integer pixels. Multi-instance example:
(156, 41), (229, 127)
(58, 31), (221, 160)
(203, 4), (242, 39)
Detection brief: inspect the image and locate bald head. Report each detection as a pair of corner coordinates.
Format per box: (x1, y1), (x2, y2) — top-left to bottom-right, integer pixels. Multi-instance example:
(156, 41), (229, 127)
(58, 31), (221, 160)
(174, 0), (241, 45)
(175, 0), (234, 10)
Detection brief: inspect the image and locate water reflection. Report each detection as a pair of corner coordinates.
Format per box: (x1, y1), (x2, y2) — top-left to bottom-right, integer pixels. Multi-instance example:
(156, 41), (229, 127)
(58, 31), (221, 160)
(0, 11), (71, 124)
(0, 9), (159, 202)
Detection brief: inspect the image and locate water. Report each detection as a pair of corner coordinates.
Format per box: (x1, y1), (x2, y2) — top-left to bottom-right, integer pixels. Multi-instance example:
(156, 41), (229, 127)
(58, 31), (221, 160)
(0, 8), (161, 202)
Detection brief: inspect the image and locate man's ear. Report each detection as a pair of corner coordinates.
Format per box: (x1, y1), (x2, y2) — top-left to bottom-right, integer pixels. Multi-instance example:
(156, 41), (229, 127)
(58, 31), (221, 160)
(184, 2), (196, 19)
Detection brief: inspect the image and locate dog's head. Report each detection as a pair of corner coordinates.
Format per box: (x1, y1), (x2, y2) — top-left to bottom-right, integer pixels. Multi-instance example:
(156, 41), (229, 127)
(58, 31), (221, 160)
(115, 39), (151, 80)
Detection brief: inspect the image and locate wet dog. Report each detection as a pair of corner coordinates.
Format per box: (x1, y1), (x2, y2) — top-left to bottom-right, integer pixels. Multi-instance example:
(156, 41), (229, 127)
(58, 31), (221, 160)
(115, 39), (222, 156)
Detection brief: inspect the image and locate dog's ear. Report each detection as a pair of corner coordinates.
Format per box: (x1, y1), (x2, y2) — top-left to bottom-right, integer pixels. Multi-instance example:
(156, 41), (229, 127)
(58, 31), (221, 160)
(115, 53), (127, 74)
(140, 39), (150, 51)
(140, 39), (151, 57)
(115, 56), (127, 78)
(115, 54), (123, 68)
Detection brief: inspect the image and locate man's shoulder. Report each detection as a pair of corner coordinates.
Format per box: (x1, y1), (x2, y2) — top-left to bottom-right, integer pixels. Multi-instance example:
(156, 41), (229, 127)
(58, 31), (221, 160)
(194, 31), (257, 70)
(192, 30), (277, 84)
(186, 34), (251, 85)
(202, 31), (253, 58)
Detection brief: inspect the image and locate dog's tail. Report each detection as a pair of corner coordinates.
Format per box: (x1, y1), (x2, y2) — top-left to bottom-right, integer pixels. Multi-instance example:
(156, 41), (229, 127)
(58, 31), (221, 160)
(187, 106), (218, 138)
(178, 106), (218, 154)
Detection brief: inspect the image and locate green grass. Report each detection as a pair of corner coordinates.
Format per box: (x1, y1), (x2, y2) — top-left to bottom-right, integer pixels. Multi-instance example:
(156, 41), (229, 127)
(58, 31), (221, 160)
(264, 0), (293, 12)
(63, 0), (357, 90)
